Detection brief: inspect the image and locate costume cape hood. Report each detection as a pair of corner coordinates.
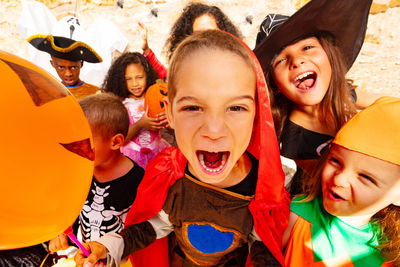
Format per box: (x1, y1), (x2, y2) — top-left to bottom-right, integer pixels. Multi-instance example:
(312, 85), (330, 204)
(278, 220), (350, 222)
(124, 32), (290, 266)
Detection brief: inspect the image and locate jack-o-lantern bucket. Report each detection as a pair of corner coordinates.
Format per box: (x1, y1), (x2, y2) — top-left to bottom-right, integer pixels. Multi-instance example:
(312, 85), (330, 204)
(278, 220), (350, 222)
(144, 81), (168, 118)
(0, 50), (93, 249)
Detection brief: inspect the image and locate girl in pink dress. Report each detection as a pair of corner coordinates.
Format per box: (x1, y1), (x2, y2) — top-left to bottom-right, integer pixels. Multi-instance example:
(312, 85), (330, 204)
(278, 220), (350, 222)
(102, 52), (169, 168)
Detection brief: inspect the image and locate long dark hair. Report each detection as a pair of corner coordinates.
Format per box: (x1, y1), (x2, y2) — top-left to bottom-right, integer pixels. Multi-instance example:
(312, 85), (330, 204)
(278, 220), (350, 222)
(165, 3), (242, 60)
(101, 52), (158, 98)
(267, 33), (357, 142)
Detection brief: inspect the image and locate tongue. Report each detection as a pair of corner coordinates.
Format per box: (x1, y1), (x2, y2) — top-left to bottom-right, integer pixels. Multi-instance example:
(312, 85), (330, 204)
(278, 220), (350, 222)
(203, 152), (222, 163)
(298, 78), (314, 89)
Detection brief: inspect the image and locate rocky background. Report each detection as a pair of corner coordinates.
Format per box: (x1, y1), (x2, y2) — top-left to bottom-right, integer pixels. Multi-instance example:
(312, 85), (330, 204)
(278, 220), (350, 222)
(0, 0), (399, 96)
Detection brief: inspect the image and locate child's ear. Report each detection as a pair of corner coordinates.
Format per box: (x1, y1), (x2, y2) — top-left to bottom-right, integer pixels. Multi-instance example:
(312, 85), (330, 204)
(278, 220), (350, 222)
(164, 98), (174, 129)
(110, 133), (125, 150)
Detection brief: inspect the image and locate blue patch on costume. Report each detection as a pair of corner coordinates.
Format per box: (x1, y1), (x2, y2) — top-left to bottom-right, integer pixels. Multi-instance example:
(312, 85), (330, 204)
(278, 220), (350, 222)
(187, 224), (234, 253)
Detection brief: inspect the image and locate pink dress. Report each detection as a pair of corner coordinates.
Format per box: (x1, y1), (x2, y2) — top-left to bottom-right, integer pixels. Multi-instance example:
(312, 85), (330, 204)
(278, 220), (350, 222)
(120, 98), (169, 169)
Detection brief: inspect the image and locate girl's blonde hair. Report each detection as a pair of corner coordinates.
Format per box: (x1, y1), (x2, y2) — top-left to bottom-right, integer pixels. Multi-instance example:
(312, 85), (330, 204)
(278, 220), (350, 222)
(301, 146), (400, 265)
(167, 30), (253, 104)
(267, 33), (357, 141)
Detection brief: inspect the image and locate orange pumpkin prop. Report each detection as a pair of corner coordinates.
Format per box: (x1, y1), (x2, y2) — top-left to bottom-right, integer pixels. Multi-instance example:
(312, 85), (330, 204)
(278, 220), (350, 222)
(144, 81), (168, 118)
(0, 50), (94, 249)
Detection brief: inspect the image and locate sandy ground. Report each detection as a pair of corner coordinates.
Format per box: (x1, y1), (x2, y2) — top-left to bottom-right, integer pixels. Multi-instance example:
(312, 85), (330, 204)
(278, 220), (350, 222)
(0, 0), (399, 97)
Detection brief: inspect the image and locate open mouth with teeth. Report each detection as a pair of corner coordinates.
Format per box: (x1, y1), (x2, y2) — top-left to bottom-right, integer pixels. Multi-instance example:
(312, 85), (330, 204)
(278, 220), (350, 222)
(197, 151), (230, 175)
(294, 71), (316, 91)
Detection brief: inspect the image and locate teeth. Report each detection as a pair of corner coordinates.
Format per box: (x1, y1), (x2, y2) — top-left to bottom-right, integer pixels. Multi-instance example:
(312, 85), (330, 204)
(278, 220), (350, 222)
(198, 152), (227, 173)
(295, 71), (313, 82)
(221, 153), (227, 165)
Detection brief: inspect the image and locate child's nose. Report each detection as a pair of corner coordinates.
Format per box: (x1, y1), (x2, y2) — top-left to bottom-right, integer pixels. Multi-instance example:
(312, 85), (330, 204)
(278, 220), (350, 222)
(332, 171), (351, 188)
(65, 68), (73, 76)
(289, 56), (305, 69)
(201, 114), (227, 140)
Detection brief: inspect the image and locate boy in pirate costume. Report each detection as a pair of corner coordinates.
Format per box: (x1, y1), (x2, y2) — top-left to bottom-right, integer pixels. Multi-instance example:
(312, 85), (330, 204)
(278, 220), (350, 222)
(28, 35), (102, 99)
(74, 30), (290, 267)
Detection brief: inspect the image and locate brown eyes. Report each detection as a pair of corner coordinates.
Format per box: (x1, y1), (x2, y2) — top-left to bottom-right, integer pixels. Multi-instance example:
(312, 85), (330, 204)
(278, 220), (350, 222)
(125, 76), (144, 80)
(56, 66), (78, 70)
(180, 105), (247, 112)
(181, 106), (201, 112)
(229, 105), (247, 112)
(273, 44), (316, 68)
(303, 45), (314, 51)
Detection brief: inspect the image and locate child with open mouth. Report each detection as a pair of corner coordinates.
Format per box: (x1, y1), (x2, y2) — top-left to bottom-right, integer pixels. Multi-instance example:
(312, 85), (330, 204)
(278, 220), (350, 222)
(74, 30), (290, 266)
(254, 0), (385, 195)
(282, 96), (400, 266)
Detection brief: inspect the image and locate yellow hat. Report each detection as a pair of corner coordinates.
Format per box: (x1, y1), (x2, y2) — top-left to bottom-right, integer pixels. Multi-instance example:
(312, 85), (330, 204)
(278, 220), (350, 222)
(333, 96), (400, 165)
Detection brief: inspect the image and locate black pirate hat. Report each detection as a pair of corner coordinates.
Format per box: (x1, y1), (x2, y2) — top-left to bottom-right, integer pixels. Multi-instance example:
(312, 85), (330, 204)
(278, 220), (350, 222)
(27, 34), (102, 63)
(254, 0), (372, 75)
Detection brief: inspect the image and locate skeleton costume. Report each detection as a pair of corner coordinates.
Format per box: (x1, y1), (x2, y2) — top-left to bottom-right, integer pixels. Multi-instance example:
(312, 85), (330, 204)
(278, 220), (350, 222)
(78, 158), (144, 242)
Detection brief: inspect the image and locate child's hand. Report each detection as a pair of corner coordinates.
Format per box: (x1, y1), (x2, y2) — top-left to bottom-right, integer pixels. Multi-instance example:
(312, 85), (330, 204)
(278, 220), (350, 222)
(155, 112), (169, 128)
(49, 233), (69, 252)
(138, 22), (149, 55)
(139, 109), (168, 131)
(74, 241), (107, 267)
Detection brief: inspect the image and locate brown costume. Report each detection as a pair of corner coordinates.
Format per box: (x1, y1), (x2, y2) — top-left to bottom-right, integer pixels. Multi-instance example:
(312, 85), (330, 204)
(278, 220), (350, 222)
(66, 81), (99, 100)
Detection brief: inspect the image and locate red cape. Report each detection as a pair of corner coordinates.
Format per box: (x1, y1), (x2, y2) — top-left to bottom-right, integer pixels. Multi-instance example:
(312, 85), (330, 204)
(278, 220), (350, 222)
(125, 33), (290, 266)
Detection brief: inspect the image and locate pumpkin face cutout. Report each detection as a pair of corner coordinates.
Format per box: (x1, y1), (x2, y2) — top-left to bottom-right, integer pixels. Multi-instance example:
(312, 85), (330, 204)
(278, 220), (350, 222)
(0, 50), (94, 249)
(144, 81), (168, 118)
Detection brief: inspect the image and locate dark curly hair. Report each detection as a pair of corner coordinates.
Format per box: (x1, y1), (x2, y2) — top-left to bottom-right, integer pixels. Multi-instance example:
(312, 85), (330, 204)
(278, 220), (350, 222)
(101, 52), (158, 98)
(165, 2), (243, 60)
